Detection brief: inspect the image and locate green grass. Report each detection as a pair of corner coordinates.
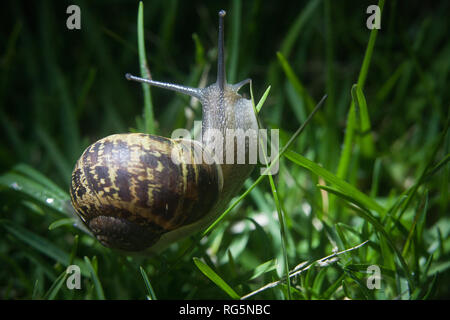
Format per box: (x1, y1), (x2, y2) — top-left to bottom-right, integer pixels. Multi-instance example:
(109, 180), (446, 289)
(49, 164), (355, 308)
(136, 1), (155, 135)
(0, 0), (449, 300)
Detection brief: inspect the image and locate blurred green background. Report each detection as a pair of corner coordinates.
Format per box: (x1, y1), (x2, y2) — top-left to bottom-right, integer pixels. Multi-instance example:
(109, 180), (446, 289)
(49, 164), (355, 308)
(0, 0), (448, 299)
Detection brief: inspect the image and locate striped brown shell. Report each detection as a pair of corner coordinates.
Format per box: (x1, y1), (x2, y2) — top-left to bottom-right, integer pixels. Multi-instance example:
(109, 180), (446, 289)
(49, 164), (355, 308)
(70, 133), (222, 251)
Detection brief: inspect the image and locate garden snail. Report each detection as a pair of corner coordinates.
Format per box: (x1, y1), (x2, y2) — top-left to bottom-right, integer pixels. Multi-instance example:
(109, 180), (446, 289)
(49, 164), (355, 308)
(70, 10), (258, 252)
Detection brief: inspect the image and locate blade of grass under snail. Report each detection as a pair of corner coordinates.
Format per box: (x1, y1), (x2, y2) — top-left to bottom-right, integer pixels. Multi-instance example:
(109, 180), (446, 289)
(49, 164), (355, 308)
(137, 1), (155, 134)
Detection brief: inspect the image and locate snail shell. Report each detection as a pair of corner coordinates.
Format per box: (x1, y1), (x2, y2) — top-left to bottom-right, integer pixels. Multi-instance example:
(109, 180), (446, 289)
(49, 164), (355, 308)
(70, 133), (223, 251)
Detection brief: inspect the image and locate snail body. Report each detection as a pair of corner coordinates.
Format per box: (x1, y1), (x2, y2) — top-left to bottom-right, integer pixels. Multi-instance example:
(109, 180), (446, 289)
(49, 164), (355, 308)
(70, 10), (258, 252)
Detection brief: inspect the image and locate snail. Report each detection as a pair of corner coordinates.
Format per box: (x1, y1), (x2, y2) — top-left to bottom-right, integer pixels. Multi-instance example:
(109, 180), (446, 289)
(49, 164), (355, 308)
(70, 10), (258, 252)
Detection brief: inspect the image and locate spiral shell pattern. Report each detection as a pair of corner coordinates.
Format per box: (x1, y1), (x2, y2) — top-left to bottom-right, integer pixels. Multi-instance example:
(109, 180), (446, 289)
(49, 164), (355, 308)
(70, 133), (222, 251)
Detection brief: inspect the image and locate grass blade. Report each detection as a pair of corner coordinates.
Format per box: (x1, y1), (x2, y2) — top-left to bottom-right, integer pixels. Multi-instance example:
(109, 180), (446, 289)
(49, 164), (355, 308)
(137, 1), (155, 134)
(317, 185), (413, 291)
(322, 273), (345, 299)
(193, 257), (240, 299)
(32, 280), (40, 300)
(279, 0), (321, 58)
(248, 259), (277, 281)
(284, 149), (386, 215)
(250, 84), (292, 299)
(352, 84), (375, 157)
(402, 191), (428, 256)
(36, 127), (73, 183)
(336, 0), (385, 179)
(48, 218), (74, 230)
(84, 256), (105, 300)
(140, 266), (157, 300)
(241, 240), (369, 300)
(255, 85), (271, 114)
(266, 173), (291, 299)
(0, 172), (70, 216)
(44, 271), (67, 300)
(1, 220), (70, 266)
(12, 164), (69, 200)
(394, 118), (449, 224)
(277, 52), (325, 124)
